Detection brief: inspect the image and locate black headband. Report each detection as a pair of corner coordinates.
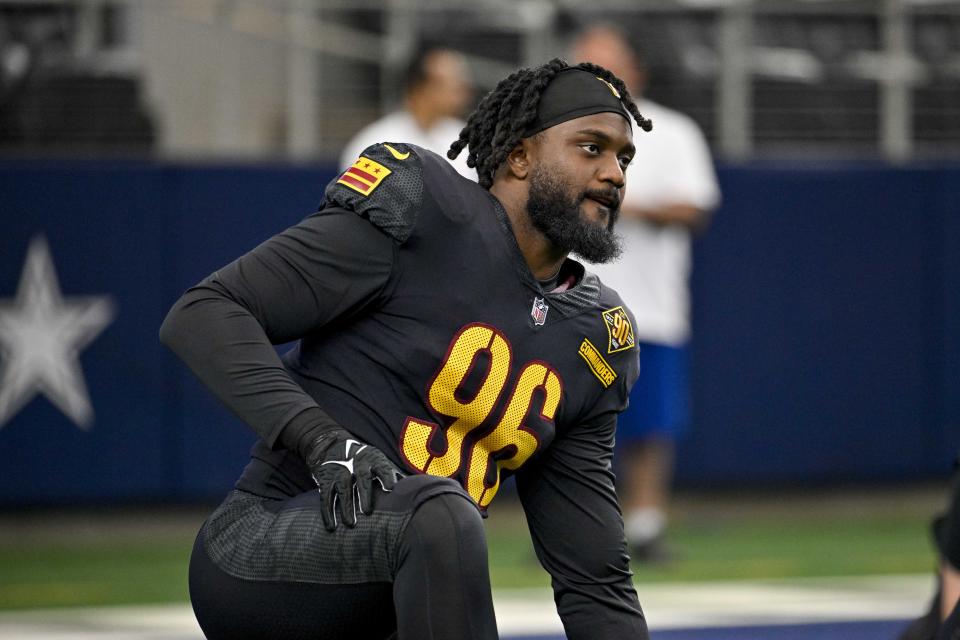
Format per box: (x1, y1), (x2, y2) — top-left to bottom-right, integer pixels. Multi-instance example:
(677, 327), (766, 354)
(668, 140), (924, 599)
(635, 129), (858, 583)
(523, 67), (632, 137)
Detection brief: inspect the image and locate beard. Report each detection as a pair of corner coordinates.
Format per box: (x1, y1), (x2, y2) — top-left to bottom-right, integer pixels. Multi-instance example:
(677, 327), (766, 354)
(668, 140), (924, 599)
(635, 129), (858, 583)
(525, 166), (623, 264)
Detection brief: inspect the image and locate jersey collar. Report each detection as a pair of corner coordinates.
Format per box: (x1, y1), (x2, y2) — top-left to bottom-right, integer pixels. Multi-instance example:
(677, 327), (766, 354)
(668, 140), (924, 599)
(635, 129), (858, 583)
(486, 191), (603, 317)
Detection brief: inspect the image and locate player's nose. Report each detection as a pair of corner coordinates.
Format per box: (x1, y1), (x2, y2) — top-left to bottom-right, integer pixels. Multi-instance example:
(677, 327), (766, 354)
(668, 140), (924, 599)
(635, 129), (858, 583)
(597, 153), (626, 189)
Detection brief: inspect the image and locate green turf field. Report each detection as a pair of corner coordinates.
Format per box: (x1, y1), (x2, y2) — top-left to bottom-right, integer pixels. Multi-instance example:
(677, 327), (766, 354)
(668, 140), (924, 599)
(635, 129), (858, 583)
(0, 486), (944, 610)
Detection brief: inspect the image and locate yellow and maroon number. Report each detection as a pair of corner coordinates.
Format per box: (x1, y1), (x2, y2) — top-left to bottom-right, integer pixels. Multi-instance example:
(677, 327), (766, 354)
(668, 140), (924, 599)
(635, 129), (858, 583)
(400, 324), (563, 506)
(400, 325), (511, 477)
(612, 313), (629, 345)
(466, 362), (561, 507)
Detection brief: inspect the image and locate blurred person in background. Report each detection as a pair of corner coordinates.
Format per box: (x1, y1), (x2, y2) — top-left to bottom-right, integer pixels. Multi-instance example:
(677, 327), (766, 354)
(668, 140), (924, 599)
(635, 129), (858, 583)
(340, 43), (475, 179)
(162, 58), (654, 640)
(900, 454), (960, 640)
(571, 23), (721, 564)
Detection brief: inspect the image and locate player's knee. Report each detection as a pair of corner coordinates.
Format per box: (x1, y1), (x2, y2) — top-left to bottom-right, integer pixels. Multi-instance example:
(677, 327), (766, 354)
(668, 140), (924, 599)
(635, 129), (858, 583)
(407, 491), (487, 563)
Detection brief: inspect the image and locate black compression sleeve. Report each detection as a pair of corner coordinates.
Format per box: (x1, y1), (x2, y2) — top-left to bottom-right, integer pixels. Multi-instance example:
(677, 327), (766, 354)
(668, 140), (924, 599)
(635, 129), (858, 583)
(160, 207), (397, 448)
(516, 412), (648, 640)
(277, 408), (342, 460)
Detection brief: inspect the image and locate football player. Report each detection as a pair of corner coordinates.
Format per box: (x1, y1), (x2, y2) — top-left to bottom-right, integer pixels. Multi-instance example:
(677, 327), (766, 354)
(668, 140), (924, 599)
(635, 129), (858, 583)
(161, 58), (652, 640)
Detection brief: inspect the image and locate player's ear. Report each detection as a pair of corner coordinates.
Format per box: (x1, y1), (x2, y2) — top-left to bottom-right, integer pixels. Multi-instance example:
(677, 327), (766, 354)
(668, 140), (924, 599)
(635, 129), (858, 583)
(504, 141), (532, 180)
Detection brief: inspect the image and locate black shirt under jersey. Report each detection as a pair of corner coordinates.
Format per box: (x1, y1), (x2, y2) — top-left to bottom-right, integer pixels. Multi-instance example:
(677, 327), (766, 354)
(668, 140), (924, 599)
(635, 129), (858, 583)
(161, 143), (646, 639)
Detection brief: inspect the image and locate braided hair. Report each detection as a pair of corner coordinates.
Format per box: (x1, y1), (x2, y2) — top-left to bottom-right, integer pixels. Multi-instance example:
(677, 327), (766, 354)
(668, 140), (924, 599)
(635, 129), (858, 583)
(447, 58), (651, 189)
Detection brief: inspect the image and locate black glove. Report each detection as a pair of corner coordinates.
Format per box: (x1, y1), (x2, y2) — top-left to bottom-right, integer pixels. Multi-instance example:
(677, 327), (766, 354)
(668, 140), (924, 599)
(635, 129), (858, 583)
(280, 408), (405, 530)
(302, 427), (404, 530)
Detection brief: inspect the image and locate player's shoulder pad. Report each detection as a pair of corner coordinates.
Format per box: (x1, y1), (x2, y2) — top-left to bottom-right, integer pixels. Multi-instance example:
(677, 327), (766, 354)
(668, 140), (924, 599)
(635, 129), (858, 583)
(324, 142), (425, 243)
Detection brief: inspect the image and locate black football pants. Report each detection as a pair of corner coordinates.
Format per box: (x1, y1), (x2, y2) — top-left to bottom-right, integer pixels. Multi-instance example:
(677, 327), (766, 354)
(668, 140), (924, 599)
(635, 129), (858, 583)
(189, 475), (499, 640)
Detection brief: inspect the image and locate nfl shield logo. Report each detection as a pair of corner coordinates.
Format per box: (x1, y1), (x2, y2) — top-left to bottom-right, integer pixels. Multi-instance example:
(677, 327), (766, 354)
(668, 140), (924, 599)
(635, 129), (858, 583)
(530, 297), (549, 326)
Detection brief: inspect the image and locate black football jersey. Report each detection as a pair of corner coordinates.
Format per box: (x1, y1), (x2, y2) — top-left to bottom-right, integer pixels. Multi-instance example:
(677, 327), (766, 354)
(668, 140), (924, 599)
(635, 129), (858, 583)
(162, 143), (646, 638)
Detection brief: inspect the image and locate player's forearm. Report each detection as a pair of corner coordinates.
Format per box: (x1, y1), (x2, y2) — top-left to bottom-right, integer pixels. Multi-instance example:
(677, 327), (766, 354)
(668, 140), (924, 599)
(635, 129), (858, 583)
(548, 538), (647, 638)
(520, 464), (648, 638)
(555, 587), (649, 640)
(160, 283), (321, 447)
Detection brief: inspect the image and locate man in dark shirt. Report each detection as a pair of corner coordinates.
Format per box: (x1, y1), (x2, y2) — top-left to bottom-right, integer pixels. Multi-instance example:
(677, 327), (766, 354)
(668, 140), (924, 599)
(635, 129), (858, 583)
(161, 58), (652, 640)
(901, 455), (960, 640)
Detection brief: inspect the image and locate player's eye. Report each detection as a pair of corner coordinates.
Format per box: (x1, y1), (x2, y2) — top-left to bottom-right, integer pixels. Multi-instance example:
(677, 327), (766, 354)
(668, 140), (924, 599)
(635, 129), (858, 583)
(619, 155), (633, 170)
(580, 143), (601, 155)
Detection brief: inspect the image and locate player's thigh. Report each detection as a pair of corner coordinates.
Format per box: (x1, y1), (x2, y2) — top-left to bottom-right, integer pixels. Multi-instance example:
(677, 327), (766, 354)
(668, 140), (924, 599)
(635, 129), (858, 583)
(190, 476), (473, 638)
(190, 487), (406, 640)
(189, 529), (396, 640)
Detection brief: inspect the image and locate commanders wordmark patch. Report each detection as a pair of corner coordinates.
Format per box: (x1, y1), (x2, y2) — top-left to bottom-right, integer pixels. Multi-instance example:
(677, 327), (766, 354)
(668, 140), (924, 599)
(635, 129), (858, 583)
(337, 156), (392, 196)
(602, 306), (635, 354)
(579, 338), (617, 388)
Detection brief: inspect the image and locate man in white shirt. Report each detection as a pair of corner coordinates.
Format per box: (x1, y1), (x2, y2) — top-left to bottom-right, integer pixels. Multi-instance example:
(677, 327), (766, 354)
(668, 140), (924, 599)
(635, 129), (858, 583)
(340, 45), (475, 180)
(572, 24), (721, 562)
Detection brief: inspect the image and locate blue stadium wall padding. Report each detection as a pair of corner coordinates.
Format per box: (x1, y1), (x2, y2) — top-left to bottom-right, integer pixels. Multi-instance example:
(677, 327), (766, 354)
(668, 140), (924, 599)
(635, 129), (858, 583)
(0, 159), (956, 503)
(680, 164), (960, 485)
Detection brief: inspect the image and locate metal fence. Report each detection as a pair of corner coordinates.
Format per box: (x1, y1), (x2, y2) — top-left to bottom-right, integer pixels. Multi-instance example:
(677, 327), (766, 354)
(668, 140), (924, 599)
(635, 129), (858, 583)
(1, 0), (959, 162)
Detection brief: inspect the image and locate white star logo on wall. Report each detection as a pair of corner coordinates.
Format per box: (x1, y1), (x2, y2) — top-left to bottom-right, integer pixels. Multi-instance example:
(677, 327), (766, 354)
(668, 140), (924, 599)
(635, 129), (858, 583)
(0, 236), (115, 429)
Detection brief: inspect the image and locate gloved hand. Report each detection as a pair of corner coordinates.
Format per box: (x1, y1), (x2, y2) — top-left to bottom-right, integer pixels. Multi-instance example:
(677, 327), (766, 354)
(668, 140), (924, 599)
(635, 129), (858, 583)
(303, 428), (405, 531)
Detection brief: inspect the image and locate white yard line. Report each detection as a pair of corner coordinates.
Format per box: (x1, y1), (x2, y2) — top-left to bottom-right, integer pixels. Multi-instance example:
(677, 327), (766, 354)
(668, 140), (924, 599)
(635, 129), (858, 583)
(0, 574), (934, 639)
(495, 574), (933, 634)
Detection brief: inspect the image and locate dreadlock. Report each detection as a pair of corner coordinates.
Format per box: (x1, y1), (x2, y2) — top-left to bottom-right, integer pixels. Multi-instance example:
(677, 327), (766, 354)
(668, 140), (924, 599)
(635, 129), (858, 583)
(447, 58), (652, 190)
